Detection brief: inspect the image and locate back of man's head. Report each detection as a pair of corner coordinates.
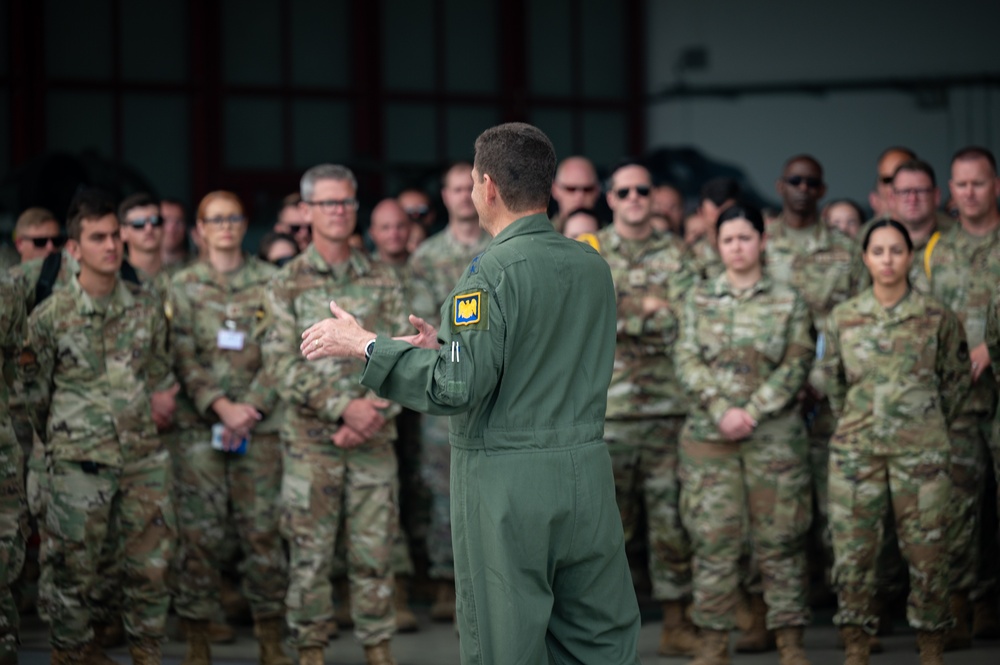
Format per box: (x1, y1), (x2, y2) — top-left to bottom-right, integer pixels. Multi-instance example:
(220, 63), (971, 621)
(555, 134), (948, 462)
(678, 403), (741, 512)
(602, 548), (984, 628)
(474, 123), (556, 213)
(67, 189), (117, 241)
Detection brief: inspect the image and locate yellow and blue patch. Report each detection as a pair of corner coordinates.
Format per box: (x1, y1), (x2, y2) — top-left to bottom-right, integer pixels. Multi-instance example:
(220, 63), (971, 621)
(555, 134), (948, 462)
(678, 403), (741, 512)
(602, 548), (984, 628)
(452, 290), (488, 331)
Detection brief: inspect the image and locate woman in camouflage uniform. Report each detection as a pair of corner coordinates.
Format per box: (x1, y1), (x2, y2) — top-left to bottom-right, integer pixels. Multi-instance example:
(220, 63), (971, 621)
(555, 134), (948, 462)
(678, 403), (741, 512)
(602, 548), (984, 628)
(676, 204), (815, 665)
(820, 219), (970, 665)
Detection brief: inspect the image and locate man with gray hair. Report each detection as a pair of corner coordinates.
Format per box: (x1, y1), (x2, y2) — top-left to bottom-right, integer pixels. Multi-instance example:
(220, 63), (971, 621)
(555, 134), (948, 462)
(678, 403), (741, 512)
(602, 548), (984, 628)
(263, 164), (409, 665)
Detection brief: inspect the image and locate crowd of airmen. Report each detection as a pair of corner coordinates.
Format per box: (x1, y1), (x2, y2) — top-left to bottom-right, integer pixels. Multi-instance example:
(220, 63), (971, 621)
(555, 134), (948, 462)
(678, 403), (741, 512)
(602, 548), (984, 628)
(0, 142), (998, 665)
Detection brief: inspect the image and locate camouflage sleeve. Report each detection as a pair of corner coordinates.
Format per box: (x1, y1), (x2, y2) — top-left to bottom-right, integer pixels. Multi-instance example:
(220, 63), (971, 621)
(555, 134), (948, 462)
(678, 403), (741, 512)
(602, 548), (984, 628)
(674, 291), (732, 424)
(817, 309), (846, 417)
(986, 286), (1000, 365)
(169, 283), (226, 414)
(743, 294), (815, 422)
(408, 255), (444, 328)
(244, 315), (280, 417)
(262, 275), (352, 423)
(147, 298), (175, 393)
(22, 306), (55, 438)
(937, 308), (972, 427)
(0, 281), (26, 393)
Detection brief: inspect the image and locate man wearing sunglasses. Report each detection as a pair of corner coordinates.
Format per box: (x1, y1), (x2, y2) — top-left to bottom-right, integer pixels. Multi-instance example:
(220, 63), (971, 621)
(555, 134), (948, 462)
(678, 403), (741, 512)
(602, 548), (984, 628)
(120, 193), (169, 291)
(550, 156), (601, 232)
(13, 207), (64, 264)
(596, 161), (699, 657)
(274, 193), (312, 252)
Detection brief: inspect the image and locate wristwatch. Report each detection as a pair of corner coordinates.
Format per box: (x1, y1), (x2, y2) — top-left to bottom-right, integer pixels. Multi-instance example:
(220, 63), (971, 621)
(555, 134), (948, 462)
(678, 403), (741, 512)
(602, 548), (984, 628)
(364, 338), (377, 361)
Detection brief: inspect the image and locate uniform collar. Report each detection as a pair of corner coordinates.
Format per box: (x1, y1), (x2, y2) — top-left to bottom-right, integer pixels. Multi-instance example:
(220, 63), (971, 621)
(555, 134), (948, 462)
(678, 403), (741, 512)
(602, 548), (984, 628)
(71, 273), (135, 316)
(303, 243), (373, 278)
(709, 271), (772, 298)
(770, 213), (834, 252)
(598, 225), (674, 253)
(856, 287), (922, 323)
(489, 213), (553, 247)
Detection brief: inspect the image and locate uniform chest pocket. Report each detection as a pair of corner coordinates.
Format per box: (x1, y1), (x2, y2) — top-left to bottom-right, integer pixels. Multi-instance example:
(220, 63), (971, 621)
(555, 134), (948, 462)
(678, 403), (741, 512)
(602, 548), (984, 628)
(694, 314), (728, 363)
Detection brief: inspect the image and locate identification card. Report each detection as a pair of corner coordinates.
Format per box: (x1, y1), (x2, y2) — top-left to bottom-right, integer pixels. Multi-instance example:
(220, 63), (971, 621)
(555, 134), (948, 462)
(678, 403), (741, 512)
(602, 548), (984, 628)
(217, 329), (246, 350)
(211, 422), (249, 455)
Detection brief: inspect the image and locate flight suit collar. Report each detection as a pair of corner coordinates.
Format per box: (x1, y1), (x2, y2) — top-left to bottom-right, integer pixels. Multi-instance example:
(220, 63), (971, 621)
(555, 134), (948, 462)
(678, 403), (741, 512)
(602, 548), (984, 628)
(489, 213), (553, 247)
(709, 271), (773, 299)
(70, 272), (135, 316)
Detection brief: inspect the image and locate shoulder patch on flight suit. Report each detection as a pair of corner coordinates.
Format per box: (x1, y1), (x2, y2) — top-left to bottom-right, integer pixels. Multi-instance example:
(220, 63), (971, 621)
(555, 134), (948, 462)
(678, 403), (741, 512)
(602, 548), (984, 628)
(577, 232), (600, 251)
(452, 290), (489, 331)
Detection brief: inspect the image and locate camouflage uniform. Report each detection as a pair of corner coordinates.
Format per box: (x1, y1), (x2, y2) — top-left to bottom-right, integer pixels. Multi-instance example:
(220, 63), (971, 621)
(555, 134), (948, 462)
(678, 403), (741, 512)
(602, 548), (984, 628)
(263, 245), (408, 648)
(819, 288), (970, 633)
(169, 256), (288, 621)
(407, 228), (489, 581)
(23, 275), (176, 649)
(688, 235), (724, 281)
(675, 273), (814, 631)
(916, 225), (1000, 597)
(596, 226), (695, 602)
(765, 215), (857, 583)
(0, 275), (28, 660)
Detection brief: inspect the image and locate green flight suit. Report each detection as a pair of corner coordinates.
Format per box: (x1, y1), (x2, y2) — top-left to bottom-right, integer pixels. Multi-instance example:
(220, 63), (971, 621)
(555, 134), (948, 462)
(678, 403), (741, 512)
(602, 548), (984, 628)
(361, 213), (641, 664)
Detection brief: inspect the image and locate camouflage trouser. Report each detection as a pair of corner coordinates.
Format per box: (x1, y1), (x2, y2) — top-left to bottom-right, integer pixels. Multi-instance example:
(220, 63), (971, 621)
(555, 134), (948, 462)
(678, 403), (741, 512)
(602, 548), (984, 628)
(420, 414), (453, 580)
(281, 438), (398, 648)
(41, 452), (175, 649)
(605, 416), (691, 601)
(830, 448), (953, 633)
(948, 414), (989, 595)
(0, 439), (27, 660)
(332, 479), (414, 579)
(807, 398), (836, 582)
(173, 430), (287, 621)
(680, 417), (812, 631)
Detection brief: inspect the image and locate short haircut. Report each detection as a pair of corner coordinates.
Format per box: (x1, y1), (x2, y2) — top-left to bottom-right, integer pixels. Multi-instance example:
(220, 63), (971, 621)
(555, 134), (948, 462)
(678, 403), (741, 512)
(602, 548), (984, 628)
(196, 191), (244, 221)
(160, 198), (190, 226)
(716, 203), (764, 236)
(301, 164), (357, 201)
(863, 218), (913, 253)
(473, 123), (556, 213)
(782, 154), (824, 177)
(893, 159), (936, 187)
(951, 146), (997, 174)
(442, 161), (474, 188)
(14, 207), (59, 236)
(700, 177), (741, 207)
(258, 231), (299, 261)
(118, 192), (159, 222)
(877, 146), (917, 164)
(66, 189), (117, 241)
(281, 192), (302, 209)
(607, 159), (650, 190)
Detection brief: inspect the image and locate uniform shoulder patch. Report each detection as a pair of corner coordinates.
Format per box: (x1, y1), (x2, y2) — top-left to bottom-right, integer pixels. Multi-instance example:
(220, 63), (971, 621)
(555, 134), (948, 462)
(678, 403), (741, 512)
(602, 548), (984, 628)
(577, 232), (600, 251)
(454, 291), (482, 326)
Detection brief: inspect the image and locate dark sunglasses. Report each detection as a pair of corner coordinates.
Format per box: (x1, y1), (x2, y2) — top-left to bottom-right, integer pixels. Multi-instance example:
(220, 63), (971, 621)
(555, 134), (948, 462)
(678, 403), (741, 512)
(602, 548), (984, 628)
(784, 176), (823, 189)
(288, 224), (311, 234)
(614, 186), (651, 199)
(274, 256), (294, 268)
(878, 175), (895, 185)
(560, 184), (598, 194)
(127, 215), (164, 229)
(25, 235), (67, 249)
(405, 206), (431, 221)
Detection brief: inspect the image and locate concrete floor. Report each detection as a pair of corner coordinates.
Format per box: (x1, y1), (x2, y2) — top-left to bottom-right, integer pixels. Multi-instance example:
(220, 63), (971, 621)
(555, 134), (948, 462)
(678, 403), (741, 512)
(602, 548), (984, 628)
(17, 610), (1000, 664)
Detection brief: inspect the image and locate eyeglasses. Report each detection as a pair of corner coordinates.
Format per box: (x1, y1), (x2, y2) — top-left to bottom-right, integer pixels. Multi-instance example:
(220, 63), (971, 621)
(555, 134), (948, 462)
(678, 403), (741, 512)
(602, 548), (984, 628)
(288, 224), (311, 234)
(202, 214), (247, 225)
(24, 235), (67, 249)
(127, 215), (164, 229)
(614, 186), (651, 199)
(559, 184), (598, 194)
(305, 198), (360, 211)
(783, 176), (823, 189)
(405, 205), (430, 220)
(893, 187), (934, 198)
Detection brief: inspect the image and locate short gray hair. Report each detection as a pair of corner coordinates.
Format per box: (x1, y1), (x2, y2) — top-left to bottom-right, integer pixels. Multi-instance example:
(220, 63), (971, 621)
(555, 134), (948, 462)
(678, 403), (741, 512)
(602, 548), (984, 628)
(301, 164), (358, 201)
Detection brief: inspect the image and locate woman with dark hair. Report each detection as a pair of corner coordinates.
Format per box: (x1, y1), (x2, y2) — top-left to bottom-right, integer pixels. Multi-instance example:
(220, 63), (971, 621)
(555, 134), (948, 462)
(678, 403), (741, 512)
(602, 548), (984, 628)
(258, 231), (299, 267)
(820, 219), (970, 665)
(676, 204), (815, 665)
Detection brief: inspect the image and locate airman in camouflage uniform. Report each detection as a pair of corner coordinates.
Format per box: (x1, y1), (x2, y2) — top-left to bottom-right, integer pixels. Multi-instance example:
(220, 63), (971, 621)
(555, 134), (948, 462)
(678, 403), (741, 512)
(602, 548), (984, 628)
(22, 194), (175, 664)
(169, 191), (290, 665)
(676, 260), (814, 655)
(595, 162), (698, 656)
(914, 147), (1000, 643)
(407, 163), (490, 619)
(262, 164), (408, 665)
(0, 275), (28, 663)
(819, 286), (970, 659)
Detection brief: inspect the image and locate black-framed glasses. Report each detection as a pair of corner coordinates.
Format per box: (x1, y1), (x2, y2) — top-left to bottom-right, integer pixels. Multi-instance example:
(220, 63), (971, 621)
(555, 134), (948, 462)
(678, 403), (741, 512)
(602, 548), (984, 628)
(405, 205), (430, 221)
(288, 224), (311, 234)
(127, 215), (164, 229)
(893, 187), (934, 198)
(784, 176), (823, 189)
(305, 198), (360, 211)
(559, 184), (599, 194)
(25, 235), (67, 248)
(614, 185), (651, 199)
(203, 214), (247, 225)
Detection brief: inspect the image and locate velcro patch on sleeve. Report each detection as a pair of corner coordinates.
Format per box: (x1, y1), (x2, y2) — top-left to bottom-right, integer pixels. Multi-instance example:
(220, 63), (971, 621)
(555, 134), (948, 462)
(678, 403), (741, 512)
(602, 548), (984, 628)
(451, 290), (489, 331)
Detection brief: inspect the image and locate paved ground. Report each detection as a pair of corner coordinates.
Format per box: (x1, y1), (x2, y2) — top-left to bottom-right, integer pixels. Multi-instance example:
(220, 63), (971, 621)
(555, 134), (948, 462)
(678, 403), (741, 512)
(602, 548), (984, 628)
(18, 609), (1000, 664)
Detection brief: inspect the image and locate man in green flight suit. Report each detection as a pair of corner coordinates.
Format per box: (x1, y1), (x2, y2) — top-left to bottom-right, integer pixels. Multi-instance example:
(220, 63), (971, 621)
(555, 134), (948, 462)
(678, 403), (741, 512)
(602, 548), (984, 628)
(300, 122), (641, 665)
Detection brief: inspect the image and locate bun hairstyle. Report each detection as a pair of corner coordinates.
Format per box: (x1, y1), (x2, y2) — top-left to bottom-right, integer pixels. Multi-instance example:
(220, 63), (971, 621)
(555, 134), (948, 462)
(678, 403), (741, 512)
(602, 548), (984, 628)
(862, 218), (913, 253)
(716, 203), (765, 235)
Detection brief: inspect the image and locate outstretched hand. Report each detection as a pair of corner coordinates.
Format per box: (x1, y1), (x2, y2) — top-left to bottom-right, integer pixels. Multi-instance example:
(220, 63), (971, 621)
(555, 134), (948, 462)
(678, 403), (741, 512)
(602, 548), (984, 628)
(394, 314), (441, 350)
(301, 301), (373, 360)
